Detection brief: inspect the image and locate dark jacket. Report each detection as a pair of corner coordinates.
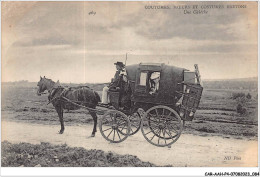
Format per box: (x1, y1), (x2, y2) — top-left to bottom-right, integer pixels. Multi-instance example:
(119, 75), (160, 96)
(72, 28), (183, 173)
(109, 70), (122, 90)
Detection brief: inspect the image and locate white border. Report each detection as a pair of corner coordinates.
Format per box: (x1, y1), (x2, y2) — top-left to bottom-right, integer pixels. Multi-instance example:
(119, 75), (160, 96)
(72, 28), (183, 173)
(0, 0), (259, 1)
(1, 167), (260, 176)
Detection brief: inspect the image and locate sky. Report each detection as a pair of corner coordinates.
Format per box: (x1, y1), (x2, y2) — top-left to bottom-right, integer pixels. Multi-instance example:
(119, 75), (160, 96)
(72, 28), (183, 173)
(1, 1), (258, 83)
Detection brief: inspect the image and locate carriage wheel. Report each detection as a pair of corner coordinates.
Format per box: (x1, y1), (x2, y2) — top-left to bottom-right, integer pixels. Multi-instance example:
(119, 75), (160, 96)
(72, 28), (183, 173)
(99, 110), (130, 143)
(141, 105), (183, 147)
(118, 112), (141, 136)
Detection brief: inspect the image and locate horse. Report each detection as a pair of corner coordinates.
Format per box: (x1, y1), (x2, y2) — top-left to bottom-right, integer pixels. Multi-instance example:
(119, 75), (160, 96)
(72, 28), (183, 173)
(37, 76), (101, 137)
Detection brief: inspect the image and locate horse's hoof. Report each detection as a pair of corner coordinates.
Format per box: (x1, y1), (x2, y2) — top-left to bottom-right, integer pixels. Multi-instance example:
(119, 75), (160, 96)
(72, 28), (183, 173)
(91, 134), (95, 137)
(59, 130), (64, 134)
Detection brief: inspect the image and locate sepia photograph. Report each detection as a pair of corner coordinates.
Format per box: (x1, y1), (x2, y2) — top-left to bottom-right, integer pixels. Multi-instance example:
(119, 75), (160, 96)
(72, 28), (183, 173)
(1, 1), (258, 176)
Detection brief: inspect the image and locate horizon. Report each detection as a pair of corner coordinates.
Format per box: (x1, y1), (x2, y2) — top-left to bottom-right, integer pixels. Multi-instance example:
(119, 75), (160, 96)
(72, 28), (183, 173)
(2, 76), (258, 84)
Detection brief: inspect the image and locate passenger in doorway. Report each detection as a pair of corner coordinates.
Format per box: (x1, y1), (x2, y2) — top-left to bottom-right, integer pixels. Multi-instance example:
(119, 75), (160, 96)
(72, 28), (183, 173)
(149, 72), (160, 95)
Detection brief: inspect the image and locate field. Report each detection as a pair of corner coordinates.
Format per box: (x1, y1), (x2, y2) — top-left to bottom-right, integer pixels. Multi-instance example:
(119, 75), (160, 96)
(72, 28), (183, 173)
(1, 80), (258, 139)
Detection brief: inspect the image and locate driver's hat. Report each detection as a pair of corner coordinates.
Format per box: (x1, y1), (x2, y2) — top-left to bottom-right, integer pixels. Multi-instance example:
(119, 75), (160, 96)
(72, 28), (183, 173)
(114, 61), (125, 67)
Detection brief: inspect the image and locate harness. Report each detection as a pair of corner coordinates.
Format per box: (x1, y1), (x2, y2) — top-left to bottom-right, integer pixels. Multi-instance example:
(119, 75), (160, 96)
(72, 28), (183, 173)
(47, 86), (96, 106)
(45, 86), (104, 114)
(47, 87), (68, 105)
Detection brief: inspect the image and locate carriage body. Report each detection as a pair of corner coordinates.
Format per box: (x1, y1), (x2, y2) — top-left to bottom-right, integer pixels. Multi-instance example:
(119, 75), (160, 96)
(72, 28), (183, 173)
(125, 63), (203, 121)
(126, 63), (182, 109)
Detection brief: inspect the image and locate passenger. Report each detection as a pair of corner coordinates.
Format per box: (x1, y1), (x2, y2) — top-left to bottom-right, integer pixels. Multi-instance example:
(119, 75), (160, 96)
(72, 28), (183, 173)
(149, 72), (160, 95)
(102, 61), (125, 104)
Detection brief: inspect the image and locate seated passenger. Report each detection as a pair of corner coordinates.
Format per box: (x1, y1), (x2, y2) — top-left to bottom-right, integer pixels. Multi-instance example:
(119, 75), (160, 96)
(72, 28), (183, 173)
(149, 72), (160, 95)
(101, 61), (125, 104)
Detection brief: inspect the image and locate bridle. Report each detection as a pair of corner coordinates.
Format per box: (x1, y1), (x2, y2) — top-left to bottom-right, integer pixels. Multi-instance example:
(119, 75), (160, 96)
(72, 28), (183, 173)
(37, 80), (50, 96)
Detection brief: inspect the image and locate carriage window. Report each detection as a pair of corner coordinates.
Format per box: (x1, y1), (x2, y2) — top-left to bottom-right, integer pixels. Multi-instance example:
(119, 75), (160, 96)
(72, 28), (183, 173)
(139, 72), (147, 86)
(149, 72), (160, 94)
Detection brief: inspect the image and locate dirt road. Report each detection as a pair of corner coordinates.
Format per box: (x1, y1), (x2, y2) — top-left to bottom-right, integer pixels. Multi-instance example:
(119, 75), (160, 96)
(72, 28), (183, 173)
(1, 121), (258, 167)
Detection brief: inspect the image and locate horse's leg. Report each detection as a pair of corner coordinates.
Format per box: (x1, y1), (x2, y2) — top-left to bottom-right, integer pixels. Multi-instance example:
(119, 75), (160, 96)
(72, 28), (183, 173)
(89, 111), (98, 137)
(55, 105), (65, 134)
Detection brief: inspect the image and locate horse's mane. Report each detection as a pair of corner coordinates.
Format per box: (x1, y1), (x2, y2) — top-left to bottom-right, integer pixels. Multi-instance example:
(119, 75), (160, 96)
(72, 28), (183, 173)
(43, 77), (55, 83)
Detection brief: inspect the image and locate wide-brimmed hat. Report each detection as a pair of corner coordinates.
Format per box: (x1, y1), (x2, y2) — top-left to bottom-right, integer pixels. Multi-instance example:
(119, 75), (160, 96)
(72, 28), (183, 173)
(150, 72), (160, 80)
(114, 61), (125, 67)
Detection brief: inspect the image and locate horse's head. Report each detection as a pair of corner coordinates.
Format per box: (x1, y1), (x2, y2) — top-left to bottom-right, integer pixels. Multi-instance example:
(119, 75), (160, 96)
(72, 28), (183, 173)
(37, 76), (48, 96)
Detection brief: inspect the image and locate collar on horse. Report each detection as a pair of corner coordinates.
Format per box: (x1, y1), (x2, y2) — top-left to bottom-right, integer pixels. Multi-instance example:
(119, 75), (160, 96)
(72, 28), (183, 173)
(47, 86), (68, 105)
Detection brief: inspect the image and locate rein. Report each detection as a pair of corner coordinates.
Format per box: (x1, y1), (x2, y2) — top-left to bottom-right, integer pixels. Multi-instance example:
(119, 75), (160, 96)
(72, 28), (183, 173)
(60, 96), (105, 114)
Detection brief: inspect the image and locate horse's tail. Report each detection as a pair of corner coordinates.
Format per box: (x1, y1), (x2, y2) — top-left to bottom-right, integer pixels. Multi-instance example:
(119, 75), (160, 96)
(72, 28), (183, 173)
(94, 91), (101, 104)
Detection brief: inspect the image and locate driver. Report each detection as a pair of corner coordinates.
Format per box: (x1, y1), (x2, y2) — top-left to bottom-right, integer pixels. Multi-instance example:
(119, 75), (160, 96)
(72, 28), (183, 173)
(101, 61), (125, 104)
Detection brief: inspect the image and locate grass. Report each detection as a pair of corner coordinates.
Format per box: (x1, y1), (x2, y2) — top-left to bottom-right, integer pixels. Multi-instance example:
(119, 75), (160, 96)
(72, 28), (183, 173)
(1, 141), (159, 167)
(1, 84), (258, 138)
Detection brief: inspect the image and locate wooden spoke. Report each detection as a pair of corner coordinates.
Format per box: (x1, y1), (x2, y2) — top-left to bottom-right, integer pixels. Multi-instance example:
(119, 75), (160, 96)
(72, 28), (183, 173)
(119, 127), (128, 131)
(148, 120), (159, 124)
(149, 125), (159, 130)
(102, 127), (112, 132)
(118, 118), (127, 122)
(168, 124), (179, 134)
(118, 124), (127, 128)
(157, 129), (161, 144)
(116, 130), (121, 141)
(130, 126), (134, 133)
(149, 128), (160, 141)
(131, 123), (139, 128)
(150, 133), (156, 141)
(166, 112), (172, 119)
(155, 109), (159, 117)
(117, 122), (127, 127)
(163, 129), (167, 145)
(165, 126), (174, 140)
(145, 130), (153, 135)
(162, 108), (165, 117)
(148, 113), (156, 119)
(113, 130), (115, 141)
(149, 125), (160, 132)
(107, 129), (113, 139)
(119, 125), (127, 131)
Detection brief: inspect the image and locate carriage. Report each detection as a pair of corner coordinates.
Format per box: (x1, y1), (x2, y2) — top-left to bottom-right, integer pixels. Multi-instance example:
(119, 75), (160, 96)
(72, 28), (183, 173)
(38, 62), (203, 147)
(98, 63), (203, 147)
